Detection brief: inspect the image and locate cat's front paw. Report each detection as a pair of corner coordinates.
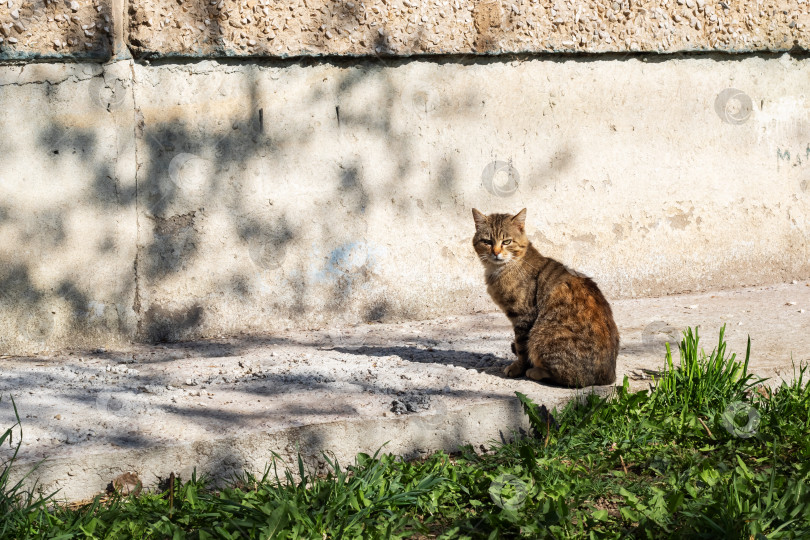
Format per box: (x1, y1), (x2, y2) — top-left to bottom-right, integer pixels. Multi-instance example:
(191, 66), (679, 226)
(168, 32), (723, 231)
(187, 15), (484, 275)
(504, 360), (526, 378)
(511, 342), (517, 355)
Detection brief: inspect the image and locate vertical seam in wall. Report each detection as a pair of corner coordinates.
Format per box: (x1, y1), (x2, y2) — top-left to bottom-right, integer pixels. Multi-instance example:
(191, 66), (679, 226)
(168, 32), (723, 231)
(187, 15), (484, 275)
(112, 0), (131, 60)
(129, 60), (142, 337)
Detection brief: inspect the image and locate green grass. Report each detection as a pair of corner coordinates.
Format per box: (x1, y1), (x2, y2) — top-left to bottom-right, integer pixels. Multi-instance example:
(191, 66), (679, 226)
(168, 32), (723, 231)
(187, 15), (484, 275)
(2, 326), (810, 539)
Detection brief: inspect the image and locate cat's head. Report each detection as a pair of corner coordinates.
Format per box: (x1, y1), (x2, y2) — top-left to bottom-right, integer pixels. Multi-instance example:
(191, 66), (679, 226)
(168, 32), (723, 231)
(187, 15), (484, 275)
(471, 208), (529, 266)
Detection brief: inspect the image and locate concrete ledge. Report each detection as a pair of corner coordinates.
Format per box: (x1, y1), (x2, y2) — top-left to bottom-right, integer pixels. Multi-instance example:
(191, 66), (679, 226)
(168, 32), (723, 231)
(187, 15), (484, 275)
(3, 282), (808, 502)
(9, 399), (540, 501)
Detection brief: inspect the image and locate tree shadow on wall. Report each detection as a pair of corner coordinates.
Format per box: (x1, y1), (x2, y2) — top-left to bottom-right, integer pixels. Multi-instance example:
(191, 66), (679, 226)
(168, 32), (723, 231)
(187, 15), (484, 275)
(1, 52), (579, 355)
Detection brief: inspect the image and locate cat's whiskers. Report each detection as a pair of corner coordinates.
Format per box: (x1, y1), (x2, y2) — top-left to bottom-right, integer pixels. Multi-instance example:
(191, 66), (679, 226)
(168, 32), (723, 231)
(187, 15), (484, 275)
(510, 262), (531, 282)
(506, 256), (539, 285)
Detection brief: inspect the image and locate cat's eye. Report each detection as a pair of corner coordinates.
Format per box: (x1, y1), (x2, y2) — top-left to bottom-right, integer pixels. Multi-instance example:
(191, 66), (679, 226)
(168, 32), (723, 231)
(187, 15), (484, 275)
(502, 239), (512, 245)
(480, 239), (493, 246)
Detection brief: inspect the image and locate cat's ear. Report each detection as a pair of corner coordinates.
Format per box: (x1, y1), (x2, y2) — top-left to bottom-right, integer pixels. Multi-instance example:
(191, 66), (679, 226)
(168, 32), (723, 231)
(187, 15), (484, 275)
(512, 208), (527, 230)
(472, 208), (488, 228)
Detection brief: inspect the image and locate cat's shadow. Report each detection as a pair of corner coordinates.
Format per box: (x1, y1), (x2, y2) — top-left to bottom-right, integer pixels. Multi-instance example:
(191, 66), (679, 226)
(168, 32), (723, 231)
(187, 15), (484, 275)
(332, 344), (508, 374)
(329, 344), (572, 387)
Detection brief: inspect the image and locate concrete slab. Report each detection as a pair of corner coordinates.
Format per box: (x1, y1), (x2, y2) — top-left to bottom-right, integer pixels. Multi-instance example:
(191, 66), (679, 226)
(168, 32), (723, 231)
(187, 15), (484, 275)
(2, 280), (808, 502)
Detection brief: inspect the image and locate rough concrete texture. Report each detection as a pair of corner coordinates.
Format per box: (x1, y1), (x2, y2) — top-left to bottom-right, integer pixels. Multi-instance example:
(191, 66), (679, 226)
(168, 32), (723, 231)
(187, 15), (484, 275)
(127, 0), (810, 58)
(0, 0), (113, 60)
(1, 55), (809, 353)
(3, 0), (809, 60)
(2, 281), (808, 502)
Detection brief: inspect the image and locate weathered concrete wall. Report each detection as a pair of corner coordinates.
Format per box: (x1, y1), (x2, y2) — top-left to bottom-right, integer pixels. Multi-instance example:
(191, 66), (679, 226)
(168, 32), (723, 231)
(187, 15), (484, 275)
(1, 54), (809, 353)
(0, 62), (138, 351)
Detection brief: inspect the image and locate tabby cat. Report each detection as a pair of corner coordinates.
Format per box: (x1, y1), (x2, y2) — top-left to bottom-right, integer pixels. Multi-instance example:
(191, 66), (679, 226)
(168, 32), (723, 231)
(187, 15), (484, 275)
(472, 208), (619, 387)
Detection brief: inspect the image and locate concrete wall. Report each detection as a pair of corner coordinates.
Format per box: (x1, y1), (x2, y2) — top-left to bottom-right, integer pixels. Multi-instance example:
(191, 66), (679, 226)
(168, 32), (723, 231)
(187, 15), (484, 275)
(1, 0), (809, 354)
(1, 53), (809, 354)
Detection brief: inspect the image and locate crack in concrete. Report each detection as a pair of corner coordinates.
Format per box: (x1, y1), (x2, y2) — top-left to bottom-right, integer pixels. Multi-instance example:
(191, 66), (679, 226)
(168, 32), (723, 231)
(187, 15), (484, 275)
(0, 70), (96, 88)
(131, 62), (143, 327)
